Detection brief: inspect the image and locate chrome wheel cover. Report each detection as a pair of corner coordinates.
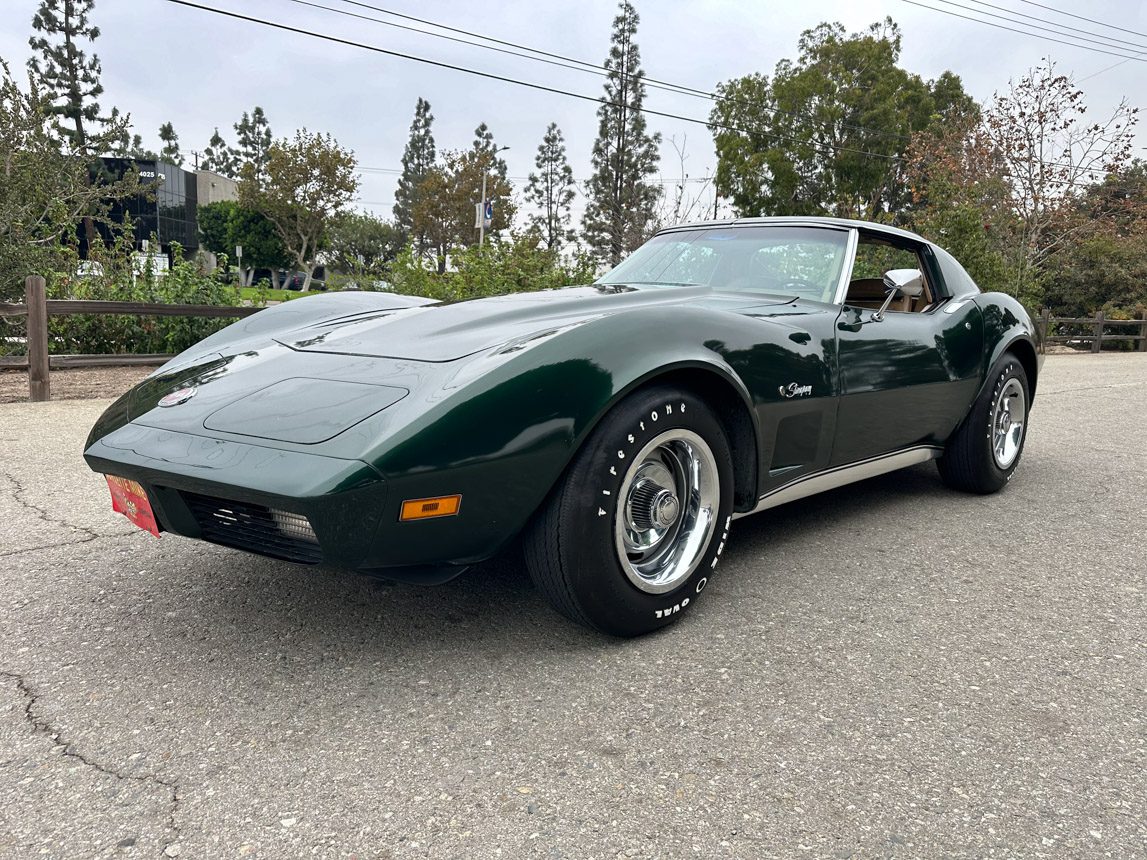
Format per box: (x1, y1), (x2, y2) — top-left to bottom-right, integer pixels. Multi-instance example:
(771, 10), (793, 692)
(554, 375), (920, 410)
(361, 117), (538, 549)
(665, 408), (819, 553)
(991, 377), (1026, 469)
(614, 429), (719, 594)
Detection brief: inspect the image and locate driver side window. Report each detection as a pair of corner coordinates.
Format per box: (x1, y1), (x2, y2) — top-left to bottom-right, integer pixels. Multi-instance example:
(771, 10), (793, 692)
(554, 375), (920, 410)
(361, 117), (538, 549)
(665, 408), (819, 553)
(847, 239), (934, 312)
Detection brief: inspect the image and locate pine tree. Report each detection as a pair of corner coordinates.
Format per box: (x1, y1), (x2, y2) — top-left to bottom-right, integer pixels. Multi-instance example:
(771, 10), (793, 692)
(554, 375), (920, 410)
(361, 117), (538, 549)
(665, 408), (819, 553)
(471, 122), (508, 182)
(158, 121), (182, 165)
(582, 1), (661, 265)
(231, 106), (272, 179)
(201, 127), (239, 176)
(27, 0), (106, 150)
(525, 123), (576, 250)
(393, 98), (436, 246)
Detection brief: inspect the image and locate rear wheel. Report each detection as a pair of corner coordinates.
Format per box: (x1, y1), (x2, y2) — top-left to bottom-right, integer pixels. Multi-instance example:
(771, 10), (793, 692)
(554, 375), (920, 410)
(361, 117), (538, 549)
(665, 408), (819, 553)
(938, 354), (1030, 494)
(524, 385), (734, 637)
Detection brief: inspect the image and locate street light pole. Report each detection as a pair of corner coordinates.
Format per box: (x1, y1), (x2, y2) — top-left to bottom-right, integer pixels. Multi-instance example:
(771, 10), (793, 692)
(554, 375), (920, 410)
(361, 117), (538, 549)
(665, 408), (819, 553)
(479, 171), (488, 247)
(478, 145), (510, 247)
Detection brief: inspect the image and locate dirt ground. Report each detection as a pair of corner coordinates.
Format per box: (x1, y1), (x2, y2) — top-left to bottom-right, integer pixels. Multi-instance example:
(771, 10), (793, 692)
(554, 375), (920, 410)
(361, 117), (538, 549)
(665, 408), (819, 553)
(0, 366), (154, 404)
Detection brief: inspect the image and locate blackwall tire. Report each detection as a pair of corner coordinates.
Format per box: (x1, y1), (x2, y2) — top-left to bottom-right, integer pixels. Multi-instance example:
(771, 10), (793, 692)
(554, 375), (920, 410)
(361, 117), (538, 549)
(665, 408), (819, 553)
(523, 385), (735, 637)
(937, 354), (1030, 494)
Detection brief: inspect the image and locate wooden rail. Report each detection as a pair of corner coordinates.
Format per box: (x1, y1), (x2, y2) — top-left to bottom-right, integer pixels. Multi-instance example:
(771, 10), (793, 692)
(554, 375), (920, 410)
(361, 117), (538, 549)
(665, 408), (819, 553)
(1, 276), (260, 402)
(1036, 309), (1147, 355)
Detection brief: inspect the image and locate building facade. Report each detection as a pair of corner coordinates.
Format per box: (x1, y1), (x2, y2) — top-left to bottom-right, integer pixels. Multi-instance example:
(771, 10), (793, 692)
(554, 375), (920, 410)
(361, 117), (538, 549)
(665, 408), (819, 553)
(96, 158), (200, 258)
(196, 169), (239, 206)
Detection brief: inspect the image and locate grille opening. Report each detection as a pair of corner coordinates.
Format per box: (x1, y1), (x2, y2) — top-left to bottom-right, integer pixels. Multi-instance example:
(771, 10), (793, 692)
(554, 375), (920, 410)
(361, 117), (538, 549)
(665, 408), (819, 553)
(181, 492), (323, 564)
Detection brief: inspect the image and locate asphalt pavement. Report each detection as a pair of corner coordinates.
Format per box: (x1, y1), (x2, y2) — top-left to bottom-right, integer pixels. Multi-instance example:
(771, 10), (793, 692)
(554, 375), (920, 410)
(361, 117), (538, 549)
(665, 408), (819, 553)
(0, 354), (1144, 859)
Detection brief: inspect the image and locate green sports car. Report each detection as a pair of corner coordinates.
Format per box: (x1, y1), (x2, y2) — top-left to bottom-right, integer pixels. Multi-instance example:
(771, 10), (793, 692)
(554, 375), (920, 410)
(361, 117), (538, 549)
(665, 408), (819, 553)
(85, 217), (1041, 636)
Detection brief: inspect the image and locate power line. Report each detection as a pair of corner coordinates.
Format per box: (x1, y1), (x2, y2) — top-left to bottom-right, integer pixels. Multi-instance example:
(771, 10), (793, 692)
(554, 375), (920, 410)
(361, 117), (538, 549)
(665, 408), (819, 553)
(297, 0), (914, 144)
(160, 0), (903, 163)
(958, 0), (1147, 51)
(284, 0), (706, 102)
(322, 0), (712, 97)
(901, 0), (1147, 61)
(1076, 58), (1132, 83)
(952, 0), (1147, 53)
(166, 0), (1132, 186)
(1015, 0), (1147, 41)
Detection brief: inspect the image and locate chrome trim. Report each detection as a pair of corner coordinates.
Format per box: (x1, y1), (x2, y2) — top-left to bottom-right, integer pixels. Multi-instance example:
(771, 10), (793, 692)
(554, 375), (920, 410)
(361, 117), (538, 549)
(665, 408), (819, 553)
(831, 228), (859, 307)
(991, 378), (1025, 469)
(734, 445), (942, 519)
(943, 299), (972, 314)
(614, 429), (720, 595)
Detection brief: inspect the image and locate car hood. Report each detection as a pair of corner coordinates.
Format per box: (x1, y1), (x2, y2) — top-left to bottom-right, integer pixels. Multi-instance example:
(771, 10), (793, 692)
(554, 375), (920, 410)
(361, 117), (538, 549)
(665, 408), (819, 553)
(273, 284), (791, 362)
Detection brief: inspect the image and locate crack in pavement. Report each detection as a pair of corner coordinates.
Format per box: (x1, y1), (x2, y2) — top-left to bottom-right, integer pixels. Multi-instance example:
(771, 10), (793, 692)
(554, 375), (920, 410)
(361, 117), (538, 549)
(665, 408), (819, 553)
(0, 537), (104, 558)
(1039, 380), (1144, 397)
(1, 669), (183, 857)
(2, 471), (102, 542)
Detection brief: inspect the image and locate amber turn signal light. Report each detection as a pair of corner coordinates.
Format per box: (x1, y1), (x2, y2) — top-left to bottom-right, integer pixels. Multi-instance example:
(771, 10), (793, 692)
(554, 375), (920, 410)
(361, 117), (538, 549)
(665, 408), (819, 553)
(400, 495), (462, 521)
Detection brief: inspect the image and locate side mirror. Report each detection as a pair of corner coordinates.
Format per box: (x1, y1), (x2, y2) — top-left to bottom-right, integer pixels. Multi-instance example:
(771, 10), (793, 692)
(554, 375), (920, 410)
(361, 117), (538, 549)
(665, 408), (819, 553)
(874, 268), (924, 320)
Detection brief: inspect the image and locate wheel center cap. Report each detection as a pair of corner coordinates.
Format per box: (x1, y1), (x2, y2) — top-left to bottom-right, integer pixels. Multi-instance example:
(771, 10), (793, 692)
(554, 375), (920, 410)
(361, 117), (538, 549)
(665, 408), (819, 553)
(652, 490), (679, 528)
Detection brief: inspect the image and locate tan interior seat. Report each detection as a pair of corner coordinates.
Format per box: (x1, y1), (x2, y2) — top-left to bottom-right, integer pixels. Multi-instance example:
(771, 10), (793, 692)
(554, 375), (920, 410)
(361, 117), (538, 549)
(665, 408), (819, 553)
(846, 278), (912, 312)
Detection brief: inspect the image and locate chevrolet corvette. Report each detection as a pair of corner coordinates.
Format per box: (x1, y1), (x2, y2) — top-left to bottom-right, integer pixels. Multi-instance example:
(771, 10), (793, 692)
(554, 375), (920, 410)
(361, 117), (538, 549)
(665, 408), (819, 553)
(85, 217), (1041, 636)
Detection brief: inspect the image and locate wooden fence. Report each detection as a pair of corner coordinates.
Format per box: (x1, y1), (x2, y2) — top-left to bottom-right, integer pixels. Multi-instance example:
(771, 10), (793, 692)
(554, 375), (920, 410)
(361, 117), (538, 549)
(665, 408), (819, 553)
(0, 275), (260, 401)
(1035, 309), (1147, 354)
(3, 275), (1145, 402)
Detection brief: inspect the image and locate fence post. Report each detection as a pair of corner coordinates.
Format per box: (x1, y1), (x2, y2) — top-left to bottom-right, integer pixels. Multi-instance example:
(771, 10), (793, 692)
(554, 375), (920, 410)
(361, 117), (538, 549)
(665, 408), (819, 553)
(1091, 310), (1105, 354)
(1039, 308), (1050, 354)
(1139, 312), (1147, 353)
(25, 275), (50, 402)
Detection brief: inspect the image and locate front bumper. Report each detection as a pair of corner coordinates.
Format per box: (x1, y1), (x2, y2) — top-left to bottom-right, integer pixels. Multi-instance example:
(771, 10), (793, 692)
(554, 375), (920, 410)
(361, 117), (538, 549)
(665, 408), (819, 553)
(85, 423), (387, 570)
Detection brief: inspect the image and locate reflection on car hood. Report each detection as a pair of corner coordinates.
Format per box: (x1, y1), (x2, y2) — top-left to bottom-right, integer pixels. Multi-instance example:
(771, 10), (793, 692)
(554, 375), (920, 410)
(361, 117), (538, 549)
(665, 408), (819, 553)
(273, 284), (791, 361)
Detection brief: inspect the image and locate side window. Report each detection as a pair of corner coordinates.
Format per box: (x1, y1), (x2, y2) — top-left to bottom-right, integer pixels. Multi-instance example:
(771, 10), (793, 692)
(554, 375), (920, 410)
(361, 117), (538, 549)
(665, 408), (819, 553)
(851, 243), (920, 280)
(846, 238), (934, 313)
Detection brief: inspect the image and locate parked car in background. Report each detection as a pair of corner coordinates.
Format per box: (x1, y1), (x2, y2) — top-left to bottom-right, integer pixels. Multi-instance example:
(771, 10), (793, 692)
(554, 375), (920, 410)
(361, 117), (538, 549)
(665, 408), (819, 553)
(285, 266), (326, 291)
(248, 267), (327, 291)
(85, 217), (1041, 637)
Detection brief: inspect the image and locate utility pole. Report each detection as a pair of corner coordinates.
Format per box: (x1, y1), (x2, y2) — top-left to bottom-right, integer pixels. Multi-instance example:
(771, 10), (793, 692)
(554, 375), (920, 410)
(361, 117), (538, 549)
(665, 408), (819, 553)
(477, 145), (510, 247)
(479, 171), (488, 247)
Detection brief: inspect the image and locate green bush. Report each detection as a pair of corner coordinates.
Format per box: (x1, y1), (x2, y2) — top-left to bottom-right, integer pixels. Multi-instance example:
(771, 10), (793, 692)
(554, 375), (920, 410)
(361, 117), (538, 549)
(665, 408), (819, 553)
(43, 242), (250, 356)
(388, 234), (599, 302)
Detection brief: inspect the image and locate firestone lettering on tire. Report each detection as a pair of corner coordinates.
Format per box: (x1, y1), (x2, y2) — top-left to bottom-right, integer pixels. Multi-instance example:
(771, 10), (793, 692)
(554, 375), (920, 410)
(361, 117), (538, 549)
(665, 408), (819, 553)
(654, 597), (689, 619)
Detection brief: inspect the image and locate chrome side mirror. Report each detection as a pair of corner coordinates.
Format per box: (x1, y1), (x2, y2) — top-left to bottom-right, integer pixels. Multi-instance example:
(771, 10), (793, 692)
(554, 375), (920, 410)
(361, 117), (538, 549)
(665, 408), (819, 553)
(873, 269), (924, 321)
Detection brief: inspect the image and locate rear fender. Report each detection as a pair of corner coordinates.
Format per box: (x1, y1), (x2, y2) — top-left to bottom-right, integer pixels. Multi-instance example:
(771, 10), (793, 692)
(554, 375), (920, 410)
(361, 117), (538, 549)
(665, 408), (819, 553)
(974, 294), (1040, 402)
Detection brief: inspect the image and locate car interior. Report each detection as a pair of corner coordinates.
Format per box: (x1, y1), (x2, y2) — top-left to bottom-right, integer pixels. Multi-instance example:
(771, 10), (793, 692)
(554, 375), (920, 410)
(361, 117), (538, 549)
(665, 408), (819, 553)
(845, 234), (935, 313)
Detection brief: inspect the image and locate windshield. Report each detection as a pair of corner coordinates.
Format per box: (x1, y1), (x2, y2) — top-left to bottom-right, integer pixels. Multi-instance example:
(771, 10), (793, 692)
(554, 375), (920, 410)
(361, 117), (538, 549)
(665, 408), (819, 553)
(597, 226), (850, 303)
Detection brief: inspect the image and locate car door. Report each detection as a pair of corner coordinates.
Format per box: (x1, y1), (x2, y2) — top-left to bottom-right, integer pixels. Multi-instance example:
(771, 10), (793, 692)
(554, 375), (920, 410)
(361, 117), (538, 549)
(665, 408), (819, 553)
(831, 242), (984, 467)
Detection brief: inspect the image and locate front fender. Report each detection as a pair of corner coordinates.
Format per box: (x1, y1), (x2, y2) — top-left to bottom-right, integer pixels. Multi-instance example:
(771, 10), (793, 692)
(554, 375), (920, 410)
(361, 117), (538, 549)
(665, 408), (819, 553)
(360, 306), (775, 568)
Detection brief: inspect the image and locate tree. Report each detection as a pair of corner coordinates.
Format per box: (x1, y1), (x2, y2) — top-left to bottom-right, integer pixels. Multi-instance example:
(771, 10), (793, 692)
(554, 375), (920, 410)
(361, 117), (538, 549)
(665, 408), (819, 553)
(582, 1), (661, 265)
(904, 59), (1139, 307)
(411, 149), (516, 273)
(27, 0), (106, 150)
(197, 200), (291, 286)
(201, 127), (238, 176)
(158, 121), (182, 165)
(981, 60), (1138, 297)
(325, 211), (402, 278)
(238, 128), (359, 291)
(393, 98), (436, 246)
(709, 18), (974, 220)
(525, 123), (576, 249)
(105, 105), (150, 158)
(0, 60), (138, 300)
(471, 122), (508, 182)
(231, 107), (272, 180)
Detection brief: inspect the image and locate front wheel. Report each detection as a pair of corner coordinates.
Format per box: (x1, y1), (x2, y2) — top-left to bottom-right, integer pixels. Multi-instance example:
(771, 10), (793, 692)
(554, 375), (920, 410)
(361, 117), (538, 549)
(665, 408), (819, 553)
(937, 354), (1030, 494)
(523, 385), (734, 637)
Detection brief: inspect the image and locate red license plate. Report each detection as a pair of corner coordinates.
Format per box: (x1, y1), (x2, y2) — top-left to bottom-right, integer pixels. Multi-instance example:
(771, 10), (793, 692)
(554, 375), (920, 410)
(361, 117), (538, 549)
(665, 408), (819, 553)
(104, 475), (160, 537)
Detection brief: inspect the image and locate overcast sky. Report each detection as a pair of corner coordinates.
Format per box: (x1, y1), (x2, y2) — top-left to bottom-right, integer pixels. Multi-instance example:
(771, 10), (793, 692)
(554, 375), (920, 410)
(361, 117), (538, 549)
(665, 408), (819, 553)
(2, 0), (1144, 225)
